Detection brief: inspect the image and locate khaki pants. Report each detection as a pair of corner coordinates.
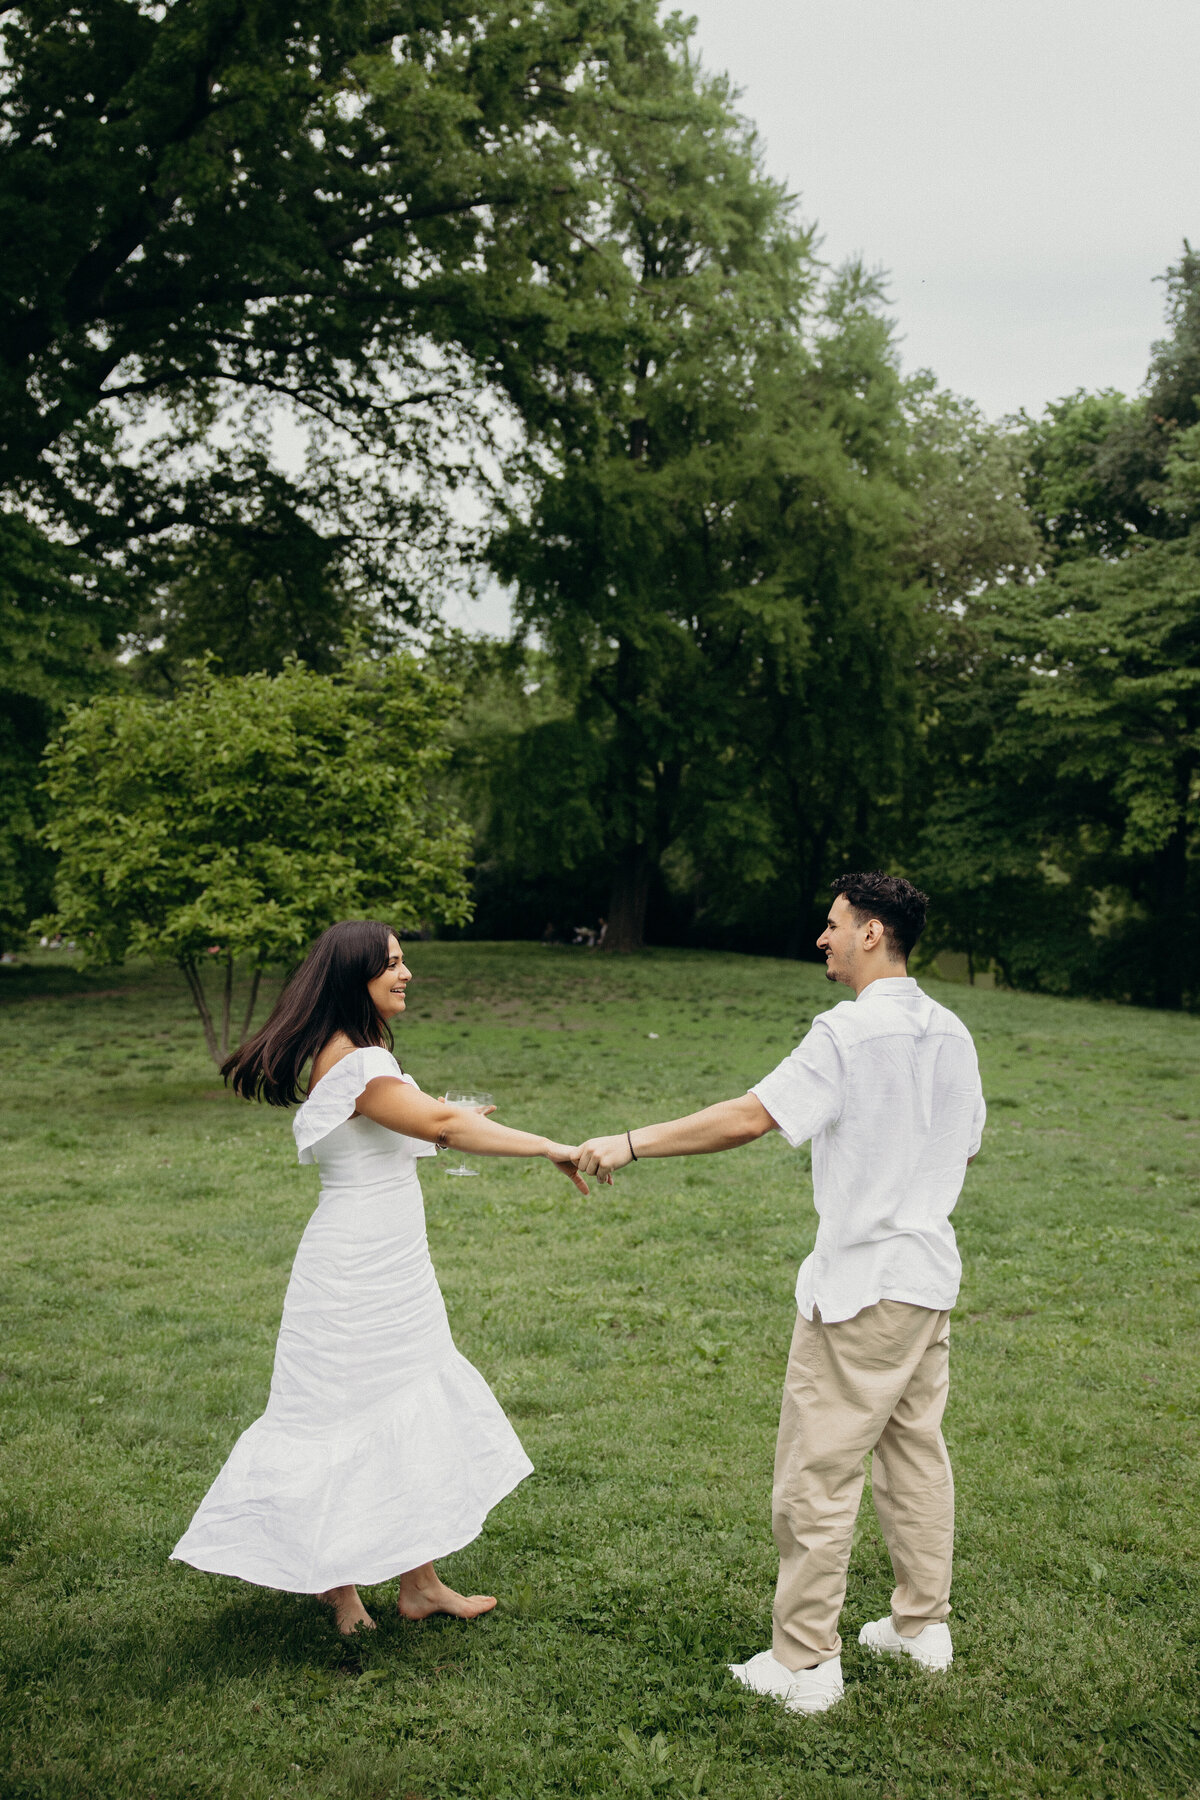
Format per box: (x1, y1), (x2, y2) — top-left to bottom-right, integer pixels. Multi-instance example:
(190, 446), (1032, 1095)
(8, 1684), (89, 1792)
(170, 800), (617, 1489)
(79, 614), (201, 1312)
(771, 1299), (953, 1669)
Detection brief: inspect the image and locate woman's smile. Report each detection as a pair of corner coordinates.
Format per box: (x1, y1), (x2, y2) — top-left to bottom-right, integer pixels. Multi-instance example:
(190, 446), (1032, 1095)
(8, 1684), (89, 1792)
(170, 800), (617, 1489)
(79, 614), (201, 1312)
(367, 936), (412, 1018)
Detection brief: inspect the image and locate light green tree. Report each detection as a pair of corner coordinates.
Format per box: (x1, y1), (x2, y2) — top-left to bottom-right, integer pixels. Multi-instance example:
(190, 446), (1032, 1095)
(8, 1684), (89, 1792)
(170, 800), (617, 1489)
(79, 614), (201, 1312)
(40, 656), (472, 1061)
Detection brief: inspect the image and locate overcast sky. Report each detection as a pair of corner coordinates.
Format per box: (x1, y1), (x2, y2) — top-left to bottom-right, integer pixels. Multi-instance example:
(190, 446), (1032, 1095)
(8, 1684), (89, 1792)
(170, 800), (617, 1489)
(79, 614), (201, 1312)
(687, 0), (1200, 419)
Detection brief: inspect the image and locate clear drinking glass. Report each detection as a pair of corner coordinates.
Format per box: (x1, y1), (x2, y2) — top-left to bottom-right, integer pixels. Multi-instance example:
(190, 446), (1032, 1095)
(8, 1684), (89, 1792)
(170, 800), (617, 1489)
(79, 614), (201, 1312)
(440, 1090), (493, 1177)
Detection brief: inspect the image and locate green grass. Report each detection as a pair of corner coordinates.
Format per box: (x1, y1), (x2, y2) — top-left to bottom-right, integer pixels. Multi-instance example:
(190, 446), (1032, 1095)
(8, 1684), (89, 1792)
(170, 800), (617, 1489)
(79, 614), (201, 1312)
(1, 942), (1198, 1800)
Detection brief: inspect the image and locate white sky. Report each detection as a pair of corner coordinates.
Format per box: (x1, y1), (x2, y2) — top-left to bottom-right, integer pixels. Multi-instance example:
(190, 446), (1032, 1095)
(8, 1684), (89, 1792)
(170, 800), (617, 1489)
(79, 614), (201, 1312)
(687, 0), (1200, 420)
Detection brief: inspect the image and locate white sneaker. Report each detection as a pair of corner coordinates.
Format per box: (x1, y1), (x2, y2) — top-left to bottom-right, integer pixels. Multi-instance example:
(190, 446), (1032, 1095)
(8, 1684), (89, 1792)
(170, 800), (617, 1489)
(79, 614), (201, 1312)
(727, 1649), (844, 1714)
(858, 1616), (953, 1670)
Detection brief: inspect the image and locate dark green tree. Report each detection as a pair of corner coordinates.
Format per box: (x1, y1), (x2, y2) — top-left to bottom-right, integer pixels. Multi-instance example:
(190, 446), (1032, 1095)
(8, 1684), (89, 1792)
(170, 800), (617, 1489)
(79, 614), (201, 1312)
(0, 0), (700, 928)
(0, 515), (116, 939)
(486, 27), (933, 952)
(914, 249), (1200, 1007)
(433, 636), (610, 939)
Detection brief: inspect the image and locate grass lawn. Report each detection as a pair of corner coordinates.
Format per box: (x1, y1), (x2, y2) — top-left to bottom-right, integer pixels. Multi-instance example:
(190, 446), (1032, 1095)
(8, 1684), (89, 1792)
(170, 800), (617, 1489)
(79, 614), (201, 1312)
(1, 941), (1198, 1800)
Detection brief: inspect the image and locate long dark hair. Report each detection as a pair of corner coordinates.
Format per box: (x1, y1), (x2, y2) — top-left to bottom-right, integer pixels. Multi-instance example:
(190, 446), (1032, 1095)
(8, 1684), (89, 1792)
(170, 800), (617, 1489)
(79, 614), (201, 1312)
(223, 919), (401, 1106)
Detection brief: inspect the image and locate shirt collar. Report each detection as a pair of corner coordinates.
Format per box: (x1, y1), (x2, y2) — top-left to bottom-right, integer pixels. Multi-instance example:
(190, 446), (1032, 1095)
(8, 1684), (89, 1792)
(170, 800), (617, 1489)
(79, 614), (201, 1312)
(855, 976), (919, 1001)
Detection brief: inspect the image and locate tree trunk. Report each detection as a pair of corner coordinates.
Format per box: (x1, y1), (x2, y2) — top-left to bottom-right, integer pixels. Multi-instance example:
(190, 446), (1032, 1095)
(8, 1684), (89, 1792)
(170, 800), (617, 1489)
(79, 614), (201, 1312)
(180, 958), (221, 1066)
(219, 953), (234, 1060)
(604, 844), (652, 952)
(240, 962), (263, 1041)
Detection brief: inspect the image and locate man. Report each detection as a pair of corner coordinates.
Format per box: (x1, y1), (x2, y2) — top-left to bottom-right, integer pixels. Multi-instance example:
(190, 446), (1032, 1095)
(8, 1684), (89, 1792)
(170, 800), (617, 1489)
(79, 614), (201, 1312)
(572, 872), (985, 1715)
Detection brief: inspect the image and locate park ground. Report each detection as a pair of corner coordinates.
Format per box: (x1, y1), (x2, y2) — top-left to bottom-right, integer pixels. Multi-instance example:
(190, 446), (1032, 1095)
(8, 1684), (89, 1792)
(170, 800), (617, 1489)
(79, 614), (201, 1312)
(1, 942), (1198, 1800)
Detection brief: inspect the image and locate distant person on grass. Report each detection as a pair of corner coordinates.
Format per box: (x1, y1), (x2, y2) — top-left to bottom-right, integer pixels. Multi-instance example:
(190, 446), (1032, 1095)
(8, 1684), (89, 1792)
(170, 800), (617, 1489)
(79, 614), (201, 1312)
(172, 920), (588, 1635)
(572, 873), (986, 1715)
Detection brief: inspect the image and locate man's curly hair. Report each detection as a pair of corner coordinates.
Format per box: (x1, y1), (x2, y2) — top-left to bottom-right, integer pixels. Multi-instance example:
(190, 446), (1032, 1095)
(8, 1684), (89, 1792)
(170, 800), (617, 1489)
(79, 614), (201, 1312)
(830, 871), (929, 960)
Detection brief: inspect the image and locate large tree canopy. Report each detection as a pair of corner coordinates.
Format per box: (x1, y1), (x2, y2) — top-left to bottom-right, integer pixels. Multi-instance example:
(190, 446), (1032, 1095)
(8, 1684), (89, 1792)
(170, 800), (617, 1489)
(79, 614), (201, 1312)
(2, 0), (675, 604)
(484, 236), (1038, 953)
(0, 0), (690, 933)
(483, 32), (928, 952)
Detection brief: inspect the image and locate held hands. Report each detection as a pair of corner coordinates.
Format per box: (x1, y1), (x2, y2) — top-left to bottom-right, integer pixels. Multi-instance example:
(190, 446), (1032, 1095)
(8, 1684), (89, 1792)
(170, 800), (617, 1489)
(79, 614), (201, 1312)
(572, 1134), (633, 1183)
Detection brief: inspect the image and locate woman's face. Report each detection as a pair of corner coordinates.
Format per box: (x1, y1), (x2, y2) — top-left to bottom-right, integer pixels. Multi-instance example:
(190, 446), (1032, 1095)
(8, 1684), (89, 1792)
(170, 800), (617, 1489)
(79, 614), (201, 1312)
(367, 935), (410, 1022)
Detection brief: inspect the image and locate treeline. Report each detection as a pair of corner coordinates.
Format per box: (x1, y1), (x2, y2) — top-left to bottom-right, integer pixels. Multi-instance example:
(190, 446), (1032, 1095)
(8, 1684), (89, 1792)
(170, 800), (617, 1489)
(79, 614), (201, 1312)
(451, 253), (1200, 1011)
(2, 4), (1197, 1006)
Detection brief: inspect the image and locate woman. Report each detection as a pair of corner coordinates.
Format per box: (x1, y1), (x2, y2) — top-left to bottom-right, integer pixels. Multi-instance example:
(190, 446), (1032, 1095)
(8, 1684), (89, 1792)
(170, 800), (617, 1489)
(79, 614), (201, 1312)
(171, 919), (587, 1634)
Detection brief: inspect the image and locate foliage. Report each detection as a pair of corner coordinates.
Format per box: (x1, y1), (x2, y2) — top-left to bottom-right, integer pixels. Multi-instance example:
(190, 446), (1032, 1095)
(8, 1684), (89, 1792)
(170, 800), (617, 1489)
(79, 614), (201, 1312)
(1022, 245), (1200, 560)
(2, 943), (1198, 1796)
(39, 655), (472, 1060)
(1, 0), (678, 595)
(1001, 539), (1198, 1007)
(900, 379), (1042, 598)
(433, 635), (612, 940)
(480, 245), (1045, 955)
(1022, 388), (1148, 560)
(486, 28), (808, 949)
(668, 290), (921, 956)
(0, 0), (704, 929)
(486, 29), (935, 953)
(8, 2), (1198, 1003)
(914, 249), (1200, 1009)
(0, 512), (119, 943)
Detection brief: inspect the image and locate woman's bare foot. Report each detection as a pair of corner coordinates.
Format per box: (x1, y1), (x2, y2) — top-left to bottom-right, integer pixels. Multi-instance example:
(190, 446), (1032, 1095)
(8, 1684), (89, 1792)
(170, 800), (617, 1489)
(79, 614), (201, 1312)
(318, 1583), (376, 1635)
(397, 1562), (497, 1621)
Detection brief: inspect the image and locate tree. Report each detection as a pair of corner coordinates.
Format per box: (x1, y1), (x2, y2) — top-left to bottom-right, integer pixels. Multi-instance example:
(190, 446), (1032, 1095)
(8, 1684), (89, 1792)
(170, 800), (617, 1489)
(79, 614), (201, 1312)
(40, 654), (472, 1061)
(1022, 244), (1200, 561)
(0, 513), (118, 942)
(900, 379), (1042, 599)
(912, 249), (1200, 1007)
(485, 21), (936, 953)
(0, 0), (688, 925)
(432, 635), (612, 939)
(2, 0), (675, 553)
(1012, 542), (1198, 1006)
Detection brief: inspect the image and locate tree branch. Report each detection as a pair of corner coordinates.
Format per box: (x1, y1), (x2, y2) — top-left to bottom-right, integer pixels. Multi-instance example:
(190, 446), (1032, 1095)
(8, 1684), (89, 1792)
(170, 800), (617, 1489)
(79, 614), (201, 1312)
(240, 961), (263, 1041)
(220, 952), (234, 1061)
(319, 191), (520, 255)
(180, 957), (221, 1066)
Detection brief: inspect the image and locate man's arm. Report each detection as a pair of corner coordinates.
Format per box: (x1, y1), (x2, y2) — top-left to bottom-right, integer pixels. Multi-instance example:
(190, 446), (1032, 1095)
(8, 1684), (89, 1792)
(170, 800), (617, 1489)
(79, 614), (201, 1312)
(573, 1093), (776, 1180)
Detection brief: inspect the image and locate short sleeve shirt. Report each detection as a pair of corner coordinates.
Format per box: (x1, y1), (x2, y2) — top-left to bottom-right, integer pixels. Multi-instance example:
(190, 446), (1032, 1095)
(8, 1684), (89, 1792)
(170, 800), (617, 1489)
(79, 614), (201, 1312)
(751, 977), (985, 1323)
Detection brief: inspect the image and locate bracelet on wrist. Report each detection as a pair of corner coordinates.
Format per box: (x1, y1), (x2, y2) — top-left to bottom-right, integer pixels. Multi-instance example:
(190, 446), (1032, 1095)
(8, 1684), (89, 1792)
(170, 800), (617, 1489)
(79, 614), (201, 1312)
(626, 1128), (638, 1162)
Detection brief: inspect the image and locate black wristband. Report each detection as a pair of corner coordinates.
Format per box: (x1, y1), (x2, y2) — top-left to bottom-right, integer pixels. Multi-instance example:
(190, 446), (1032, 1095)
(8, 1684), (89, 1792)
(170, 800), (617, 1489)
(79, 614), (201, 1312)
(626, 1129), (638, 1162)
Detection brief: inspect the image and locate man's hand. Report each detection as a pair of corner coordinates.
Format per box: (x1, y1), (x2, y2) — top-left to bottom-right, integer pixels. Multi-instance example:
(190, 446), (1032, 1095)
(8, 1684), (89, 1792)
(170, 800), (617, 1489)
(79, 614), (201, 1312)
(573, 1134), (632, 1181)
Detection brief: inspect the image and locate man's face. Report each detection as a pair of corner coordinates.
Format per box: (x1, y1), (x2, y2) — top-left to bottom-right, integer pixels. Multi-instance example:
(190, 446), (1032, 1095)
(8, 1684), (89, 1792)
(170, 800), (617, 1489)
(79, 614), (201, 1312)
(816, 894), (864, 986)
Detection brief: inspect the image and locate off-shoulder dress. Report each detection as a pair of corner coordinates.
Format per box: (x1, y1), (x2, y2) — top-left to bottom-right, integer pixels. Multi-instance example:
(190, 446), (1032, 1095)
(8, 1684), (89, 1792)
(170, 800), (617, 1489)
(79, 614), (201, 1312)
(170, 1047), (532, 1593)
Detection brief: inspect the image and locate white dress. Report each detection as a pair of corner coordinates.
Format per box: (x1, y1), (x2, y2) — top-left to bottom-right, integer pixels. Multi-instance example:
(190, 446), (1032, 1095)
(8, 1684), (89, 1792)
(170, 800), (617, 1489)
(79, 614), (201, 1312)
(171, 1047), (532, 1593)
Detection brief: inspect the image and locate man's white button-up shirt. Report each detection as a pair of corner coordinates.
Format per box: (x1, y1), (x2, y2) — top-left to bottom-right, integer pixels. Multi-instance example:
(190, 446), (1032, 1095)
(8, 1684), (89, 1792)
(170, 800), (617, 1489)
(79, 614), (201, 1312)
(751, 976), (986, 1324)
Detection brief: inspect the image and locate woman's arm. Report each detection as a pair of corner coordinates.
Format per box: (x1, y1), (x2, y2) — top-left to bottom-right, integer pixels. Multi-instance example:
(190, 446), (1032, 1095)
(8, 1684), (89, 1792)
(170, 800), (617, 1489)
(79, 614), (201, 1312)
(354, 1077), (589, 1193)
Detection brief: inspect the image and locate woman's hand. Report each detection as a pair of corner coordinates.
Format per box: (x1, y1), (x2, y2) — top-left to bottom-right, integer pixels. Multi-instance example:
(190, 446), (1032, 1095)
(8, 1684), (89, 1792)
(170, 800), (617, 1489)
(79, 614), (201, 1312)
(544, 1142), (591, 1196)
